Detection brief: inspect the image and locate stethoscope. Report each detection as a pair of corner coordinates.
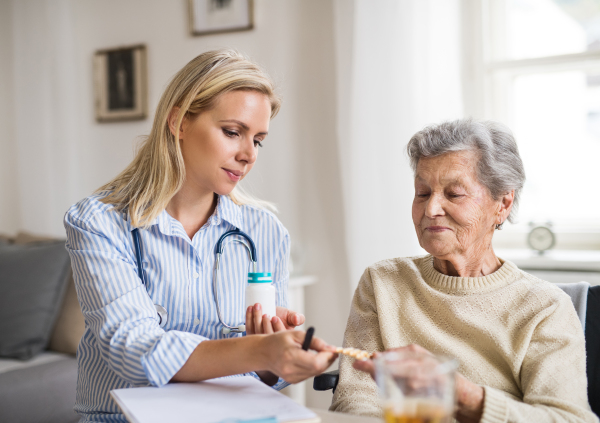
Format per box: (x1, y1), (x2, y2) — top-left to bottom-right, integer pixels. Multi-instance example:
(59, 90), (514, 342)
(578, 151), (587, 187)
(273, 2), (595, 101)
(131, 227), (257, 334)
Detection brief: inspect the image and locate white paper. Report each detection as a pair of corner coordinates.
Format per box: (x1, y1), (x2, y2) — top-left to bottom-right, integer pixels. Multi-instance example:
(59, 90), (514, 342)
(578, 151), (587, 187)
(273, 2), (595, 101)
(110, 376), (319, 423)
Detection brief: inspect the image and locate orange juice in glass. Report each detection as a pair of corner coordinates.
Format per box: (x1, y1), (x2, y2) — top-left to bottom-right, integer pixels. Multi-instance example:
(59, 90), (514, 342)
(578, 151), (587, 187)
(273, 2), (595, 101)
(376, 351), (457, 423)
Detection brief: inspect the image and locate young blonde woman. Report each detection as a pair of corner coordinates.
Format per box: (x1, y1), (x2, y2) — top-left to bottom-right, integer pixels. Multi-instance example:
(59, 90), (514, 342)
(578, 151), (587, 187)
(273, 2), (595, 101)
(64, 49), (337, 423)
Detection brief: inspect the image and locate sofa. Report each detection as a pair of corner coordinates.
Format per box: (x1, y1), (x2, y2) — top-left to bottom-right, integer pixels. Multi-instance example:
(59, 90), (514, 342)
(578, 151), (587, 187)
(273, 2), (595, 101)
(0, 232), (85, 423)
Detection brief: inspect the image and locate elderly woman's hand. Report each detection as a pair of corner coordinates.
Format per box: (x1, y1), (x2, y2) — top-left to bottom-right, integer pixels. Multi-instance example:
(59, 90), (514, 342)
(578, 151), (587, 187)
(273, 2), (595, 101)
(353, 344), (485, 423)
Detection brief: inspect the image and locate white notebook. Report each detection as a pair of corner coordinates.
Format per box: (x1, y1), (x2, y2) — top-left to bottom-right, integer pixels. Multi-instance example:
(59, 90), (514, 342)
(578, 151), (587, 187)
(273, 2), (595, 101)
(110, 376), (320, 423)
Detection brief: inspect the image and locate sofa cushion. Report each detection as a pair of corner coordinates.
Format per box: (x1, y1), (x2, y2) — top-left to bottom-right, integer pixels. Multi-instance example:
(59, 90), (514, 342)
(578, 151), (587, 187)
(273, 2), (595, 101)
(11, 232), (85, 355)
(48, 273), (85, 355)
(0, 241), (71, 359)
(0, 353), (79, 423)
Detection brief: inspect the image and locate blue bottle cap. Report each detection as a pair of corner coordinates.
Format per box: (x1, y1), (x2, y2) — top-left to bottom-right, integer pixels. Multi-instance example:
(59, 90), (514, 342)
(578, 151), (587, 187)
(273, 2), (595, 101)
(248, 272), (272, 283)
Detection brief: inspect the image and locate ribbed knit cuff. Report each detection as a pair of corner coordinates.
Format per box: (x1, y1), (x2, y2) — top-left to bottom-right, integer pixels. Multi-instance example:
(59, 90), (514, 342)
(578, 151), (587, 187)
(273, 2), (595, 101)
(480, 386), (508, 423)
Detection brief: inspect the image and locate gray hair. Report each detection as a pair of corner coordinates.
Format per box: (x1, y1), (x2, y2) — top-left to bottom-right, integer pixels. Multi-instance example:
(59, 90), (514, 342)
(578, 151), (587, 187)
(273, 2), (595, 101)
(406, 119), (526, 223)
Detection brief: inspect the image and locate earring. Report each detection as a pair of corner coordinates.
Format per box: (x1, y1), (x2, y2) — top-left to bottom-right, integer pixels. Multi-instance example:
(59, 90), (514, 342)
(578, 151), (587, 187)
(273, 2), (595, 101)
(495, 221), (504, 230)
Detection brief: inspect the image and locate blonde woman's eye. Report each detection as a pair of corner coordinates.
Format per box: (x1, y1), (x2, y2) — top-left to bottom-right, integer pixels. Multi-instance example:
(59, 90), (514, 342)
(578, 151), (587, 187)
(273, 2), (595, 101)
(223, 129), (239, 138)
(254, 140), (263, 148)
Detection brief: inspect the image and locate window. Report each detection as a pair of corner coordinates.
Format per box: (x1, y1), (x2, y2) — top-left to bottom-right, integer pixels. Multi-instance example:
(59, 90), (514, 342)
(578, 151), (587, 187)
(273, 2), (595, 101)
(466, 0), (600, 250)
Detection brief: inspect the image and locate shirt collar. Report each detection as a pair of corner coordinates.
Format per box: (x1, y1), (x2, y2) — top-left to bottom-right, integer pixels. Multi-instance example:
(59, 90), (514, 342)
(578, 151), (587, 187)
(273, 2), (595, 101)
(156, 210), (173, 235)
(131, 195), (244, 236)
(127, 209), (173, 235)
(210, 194), (244, 229)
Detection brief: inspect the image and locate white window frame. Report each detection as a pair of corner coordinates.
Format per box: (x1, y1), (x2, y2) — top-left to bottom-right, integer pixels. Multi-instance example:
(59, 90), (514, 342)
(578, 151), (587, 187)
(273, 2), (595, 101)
(462, 0), (600, 250)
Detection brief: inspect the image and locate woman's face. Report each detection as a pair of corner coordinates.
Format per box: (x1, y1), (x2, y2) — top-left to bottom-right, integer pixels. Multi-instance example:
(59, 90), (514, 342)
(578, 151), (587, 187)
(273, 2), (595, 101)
(412, 150), (503, 260)
(176, 90), (271, 197)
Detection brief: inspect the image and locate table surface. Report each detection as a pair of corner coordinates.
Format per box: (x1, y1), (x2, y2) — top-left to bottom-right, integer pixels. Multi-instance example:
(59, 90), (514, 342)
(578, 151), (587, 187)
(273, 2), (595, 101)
(313, 408), (381, 423)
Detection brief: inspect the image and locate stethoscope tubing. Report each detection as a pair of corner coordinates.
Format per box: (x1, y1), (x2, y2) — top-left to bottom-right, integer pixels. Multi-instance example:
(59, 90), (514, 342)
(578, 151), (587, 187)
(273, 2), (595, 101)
(132, 228), (146, 284)
(215, 227), (257, 261)
(131, 226), (257, 333)
(132, 228), (169, 327)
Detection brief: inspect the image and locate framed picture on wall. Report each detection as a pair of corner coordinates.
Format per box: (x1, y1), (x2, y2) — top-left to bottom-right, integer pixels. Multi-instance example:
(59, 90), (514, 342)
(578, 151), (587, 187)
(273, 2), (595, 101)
(189, 0), (254, 36)
(93, 44), (147, 122)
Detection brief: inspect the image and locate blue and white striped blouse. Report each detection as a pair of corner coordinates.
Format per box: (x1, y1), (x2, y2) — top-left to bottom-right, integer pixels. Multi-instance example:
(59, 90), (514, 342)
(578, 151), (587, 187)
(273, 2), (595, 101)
(64, 192), (290, 423)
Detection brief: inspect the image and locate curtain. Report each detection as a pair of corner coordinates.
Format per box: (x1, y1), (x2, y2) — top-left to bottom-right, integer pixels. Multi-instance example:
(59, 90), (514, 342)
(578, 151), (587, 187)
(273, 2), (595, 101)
(334, 0), (464, 285)
(11, 0), (80, 236)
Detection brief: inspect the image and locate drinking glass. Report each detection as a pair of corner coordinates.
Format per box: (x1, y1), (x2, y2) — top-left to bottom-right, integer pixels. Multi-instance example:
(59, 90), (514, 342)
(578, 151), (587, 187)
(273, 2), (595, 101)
(375, 350), (457, 423)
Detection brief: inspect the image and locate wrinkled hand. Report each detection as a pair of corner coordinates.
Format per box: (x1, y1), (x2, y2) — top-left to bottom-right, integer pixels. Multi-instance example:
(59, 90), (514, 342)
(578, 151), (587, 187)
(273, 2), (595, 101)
(260, 330), (338, 384)
(353, 344), (484, 423)
(246, 305), (305, 335)
(353, 343), (433, 377)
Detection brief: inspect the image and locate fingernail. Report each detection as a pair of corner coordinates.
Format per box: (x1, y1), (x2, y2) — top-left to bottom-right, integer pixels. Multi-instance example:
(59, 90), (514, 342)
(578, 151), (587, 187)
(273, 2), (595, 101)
(265, 314), (270, 319)
(271, 316), (277, 323)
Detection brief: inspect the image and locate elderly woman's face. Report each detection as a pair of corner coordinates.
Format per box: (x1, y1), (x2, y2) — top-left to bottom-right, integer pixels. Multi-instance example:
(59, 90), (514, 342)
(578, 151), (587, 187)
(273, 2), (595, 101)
(412, 151), (501, 259)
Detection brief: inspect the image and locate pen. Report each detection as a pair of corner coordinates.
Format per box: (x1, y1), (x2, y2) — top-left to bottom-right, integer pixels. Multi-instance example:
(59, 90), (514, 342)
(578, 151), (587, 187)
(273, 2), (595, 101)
(301, 326), (314, 351)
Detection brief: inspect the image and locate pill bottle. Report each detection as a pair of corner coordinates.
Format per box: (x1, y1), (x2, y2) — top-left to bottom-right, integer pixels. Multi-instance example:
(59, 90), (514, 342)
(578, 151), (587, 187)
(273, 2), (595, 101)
(245, 272), (276, 318)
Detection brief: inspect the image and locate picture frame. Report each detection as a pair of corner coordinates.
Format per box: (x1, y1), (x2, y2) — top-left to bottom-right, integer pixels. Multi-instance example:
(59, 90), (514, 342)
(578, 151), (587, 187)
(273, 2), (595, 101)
(189, 0), (254, 36)
(93, 44), (147, 122)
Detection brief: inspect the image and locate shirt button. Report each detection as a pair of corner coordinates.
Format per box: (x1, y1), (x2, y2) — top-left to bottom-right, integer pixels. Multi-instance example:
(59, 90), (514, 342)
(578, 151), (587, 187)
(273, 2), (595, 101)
(193, 272), (200, 279)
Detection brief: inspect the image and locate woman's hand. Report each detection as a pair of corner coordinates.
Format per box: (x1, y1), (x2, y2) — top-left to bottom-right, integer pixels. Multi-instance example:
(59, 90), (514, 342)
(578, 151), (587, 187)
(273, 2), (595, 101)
(259, 330), (338, 384)
(171, 329), (337, 385)
(276, 306), (305, 329)
(246, 305), (307, 385)
(246, 304), (305, 335)
(353, 344), (484, 423)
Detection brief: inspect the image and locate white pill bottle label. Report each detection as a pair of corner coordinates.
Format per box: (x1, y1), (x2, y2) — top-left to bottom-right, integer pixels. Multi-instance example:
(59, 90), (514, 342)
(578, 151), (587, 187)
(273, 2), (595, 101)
(245, 272), (276, 318)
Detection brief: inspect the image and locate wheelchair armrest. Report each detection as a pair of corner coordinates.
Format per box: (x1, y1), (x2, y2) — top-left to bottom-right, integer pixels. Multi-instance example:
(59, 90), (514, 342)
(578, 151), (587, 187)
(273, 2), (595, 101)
(313, 369), (340, 393)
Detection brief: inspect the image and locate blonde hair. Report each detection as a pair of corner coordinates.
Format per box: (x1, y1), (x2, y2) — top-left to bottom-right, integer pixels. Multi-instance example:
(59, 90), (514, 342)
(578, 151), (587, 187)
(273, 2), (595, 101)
(98, 49), (281, 227)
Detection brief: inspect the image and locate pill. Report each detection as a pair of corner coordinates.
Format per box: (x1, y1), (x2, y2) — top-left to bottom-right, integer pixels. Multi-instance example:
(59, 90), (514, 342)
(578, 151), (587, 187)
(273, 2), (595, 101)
(334, 346), (372, 360)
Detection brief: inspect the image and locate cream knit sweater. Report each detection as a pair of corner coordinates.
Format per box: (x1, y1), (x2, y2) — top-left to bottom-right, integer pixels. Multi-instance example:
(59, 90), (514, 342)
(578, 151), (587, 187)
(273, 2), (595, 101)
(330, 255), (598, 423)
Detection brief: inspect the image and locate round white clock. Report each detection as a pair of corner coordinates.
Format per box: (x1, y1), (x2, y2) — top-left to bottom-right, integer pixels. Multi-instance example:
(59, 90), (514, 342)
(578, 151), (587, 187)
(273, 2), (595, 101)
(527, 226), (555, 252)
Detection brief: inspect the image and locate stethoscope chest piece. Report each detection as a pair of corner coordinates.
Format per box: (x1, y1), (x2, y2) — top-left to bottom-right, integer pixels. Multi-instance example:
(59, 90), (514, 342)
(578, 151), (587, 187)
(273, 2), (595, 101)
(155, 304), (168, 328)
(222, 324), (246, 335)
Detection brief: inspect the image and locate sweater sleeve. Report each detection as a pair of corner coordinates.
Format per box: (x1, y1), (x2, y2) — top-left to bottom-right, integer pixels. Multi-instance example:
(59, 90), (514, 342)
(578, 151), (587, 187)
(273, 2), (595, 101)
(329, 268), (385, 417)
(480, 293), (598, 423)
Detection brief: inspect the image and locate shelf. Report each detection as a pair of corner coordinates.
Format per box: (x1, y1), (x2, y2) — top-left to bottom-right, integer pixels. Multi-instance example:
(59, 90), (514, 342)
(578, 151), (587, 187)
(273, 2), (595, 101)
(496, 249), (600, 272)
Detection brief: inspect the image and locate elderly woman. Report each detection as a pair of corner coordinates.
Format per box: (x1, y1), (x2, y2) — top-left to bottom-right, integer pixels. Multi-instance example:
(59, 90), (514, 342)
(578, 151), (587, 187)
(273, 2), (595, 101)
(330, 119), (597, 423)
